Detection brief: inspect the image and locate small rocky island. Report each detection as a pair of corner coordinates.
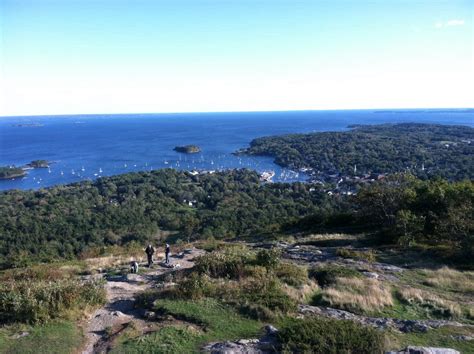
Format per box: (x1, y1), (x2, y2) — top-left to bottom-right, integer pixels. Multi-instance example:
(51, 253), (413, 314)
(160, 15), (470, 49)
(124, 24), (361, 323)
(0, 167), (26, 180)
(0, 160), (51, 180)
(174, 145), (201, 153)
(26, 160), (50, 168)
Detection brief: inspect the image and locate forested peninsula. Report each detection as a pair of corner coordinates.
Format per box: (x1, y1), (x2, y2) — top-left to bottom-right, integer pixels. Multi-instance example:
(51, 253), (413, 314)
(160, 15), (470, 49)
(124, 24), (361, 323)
(238, 123), (474, 180)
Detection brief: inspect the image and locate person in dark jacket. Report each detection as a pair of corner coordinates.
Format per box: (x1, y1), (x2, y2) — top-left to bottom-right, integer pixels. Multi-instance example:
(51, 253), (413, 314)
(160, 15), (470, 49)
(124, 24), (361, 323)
(165, 243), (170, 264)
(145, 244), (155, 267)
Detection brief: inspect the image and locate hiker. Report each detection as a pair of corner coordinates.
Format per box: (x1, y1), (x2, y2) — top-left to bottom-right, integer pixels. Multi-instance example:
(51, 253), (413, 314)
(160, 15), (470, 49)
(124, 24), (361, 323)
(145, 244), (155, 267)
(165, 243), (170, 264)
(130, 261), (139, 274)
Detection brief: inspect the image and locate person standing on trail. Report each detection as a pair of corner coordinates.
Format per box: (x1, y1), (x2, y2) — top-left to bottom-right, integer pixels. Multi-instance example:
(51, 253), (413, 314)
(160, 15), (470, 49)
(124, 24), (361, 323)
(145, 244), (155, 267)
(165, 243), (170, 264)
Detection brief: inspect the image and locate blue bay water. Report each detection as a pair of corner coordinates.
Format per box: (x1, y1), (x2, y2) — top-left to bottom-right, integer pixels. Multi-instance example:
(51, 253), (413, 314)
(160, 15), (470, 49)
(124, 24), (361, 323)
(1, 110), (473, 191)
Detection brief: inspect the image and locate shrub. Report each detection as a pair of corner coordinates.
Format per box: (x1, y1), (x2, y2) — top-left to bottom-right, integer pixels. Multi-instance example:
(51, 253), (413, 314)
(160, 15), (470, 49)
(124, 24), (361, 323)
(309, 264), (362, 287)
(275, 262), (308, 287)
(336, 248), (376, 262)
(313, 277), (393, 313)
(240, 276), (297, 314)
(255, 248), (281, 269)
(0, 278), (105, 324)
(277, 317), (385, 353)
(176, 273), (215, 300)
(195, 246), (253, 279)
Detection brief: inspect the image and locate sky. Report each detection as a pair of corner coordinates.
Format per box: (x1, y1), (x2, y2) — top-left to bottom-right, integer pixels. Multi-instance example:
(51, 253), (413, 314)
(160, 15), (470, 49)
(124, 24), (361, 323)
(0, 0), (473, 116)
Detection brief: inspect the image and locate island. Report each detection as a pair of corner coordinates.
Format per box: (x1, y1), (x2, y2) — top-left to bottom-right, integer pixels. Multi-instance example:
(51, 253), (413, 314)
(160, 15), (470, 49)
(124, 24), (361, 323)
(26, 160), (50, 168)
(174, 145), (201, 153)
(0, 166), (26, 179)
(0, 160), (51, 180)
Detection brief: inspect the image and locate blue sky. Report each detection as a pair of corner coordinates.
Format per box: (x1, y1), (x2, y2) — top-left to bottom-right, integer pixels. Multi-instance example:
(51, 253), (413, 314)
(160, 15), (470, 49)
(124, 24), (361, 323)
(0, 0), (472, 116)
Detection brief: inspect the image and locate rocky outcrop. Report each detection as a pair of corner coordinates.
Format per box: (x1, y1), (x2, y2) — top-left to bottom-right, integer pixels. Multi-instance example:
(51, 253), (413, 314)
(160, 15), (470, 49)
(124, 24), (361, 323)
(298, 305), (469, 333)
(203, 325), (279, 354)
(174, 145), (201, 153)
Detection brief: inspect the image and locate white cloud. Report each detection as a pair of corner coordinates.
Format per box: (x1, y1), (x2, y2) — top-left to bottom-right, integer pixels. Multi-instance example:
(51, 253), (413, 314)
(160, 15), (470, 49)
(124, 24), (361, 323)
(435, 19), (465, 29)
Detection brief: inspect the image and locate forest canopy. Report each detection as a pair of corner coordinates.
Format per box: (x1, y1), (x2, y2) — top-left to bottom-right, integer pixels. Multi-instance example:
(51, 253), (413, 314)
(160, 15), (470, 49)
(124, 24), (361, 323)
(239, 123), (474, 180)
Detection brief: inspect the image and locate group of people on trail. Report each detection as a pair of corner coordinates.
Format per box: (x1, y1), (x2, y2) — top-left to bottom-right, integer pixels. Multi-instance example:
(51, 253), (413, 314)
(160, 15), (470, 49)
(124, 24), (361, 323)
(144, 243), (170, 267)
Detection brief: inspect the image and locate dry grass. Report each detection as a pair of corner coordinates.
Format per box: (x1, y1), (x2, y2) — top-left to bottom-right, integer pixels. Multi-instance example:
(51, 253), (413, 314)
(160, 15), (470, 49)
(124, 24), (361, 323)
(283, 280), (320, 303)
(422, 267), (474, 294)
(398, 287), (462, 318)
(320, 277), (393, 313)
(299, 233), (357, 242)
(84, 254), (146, 272)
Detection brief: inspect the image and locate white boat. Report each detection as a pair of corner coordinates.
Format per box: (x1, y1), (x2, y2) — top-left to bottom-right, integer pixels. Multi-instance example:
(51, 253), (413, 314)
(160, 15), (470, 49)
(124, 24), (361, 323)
(260, 171), (275, 182)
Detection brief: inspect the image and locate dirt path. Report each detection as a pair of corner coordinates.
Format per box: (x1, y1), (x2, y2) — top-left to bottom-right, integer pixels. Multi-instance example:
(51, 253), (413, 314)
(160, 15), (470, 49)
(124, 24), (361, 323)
(80, 248), (204, 354)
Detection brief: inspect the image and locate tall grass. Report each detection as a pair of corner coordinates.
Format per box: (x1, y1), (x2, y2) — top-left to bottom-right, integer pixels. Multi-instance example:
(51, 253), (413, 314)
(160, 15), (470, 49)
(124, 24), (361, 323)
(397, 287), (462, 318)
(315, 277), (393, 313)
(0, 278), (106, 324)
(422, 267), (474, 294)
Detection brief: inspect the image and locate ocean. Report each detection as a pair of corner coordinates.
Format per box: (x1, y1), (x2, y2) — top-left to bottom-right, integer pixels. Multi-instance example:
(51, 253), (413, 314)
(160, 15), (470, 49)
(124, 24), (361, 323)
(1, 109), (473, 191)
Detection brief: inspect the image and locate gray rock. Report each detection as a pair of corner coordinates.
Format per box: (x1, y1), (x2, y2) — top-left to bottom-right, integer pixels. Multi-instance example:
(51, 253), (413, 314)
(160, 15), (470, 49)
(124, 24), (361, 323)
(264, 325), (278, 335)
(144, 310), (156, 320)
(298, 305), (467, 333)
(451, 335), (473, 341)
(363, 271), (380, 279)
(11, 331), (29, 339)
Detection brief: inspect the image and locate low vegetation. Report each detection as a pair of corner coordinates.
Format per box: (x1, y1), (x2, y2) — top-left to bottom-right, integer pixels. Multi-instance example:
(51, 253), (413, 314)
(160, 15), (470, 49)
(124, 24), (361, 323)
(422, 267), (474, 294)
(309, 264), (362, 287)
(277, 317), (385, 354)
(112, 298), (262, 353)
(397, 287), (462, 319)
(0, 264), (105, 324)
(313, 277), (393, 313)
(0, 321), (83, 354)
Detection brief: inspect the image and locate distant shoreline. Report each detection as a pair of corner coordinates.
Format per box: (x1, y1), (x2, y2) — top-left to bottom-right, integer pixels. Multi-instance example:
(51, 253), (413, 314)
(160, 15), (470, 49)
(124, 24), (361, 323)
(1, 108), (473, 119)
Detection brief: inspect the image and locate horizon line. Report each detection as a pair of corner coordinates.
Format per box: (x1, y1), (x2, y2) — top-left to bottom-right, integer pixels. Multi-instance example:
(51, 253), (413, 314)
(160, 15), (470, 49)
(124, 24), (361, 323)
(1, 107), (473, 119)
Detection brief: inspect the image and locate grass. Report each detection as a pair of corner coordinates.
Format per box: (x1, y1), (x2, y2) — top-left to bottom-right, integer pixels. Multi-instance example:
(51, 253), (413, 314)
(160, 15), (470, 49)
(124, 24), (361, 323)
(313, 277), (393, 313)
(111, 298), (262, 353)
(309, 263), (362, 287)
(387, 326), (474, 353)
(422, 267), (474, 295)
(0, 321), (83, 354)
(336, 248), (376, 262)
(0, 278), (105, 324)
(397, 287), (462, 319)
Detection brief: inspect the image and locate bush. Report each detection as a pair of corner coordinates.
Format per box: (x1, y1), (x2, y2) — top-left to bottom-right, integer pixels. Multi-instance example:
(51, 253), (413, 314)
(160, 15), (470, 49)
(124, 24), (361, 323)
(309, 264), (362, 287)
(336, 248), (376, 262)
(0, 279), (105, 324)
(240, 276), (297, 314)
(255, 248), (281, 269)
(195, 246), (253, 279)
(176, 273), (216, 300)
(275, 262), (308, 287)
(277, 317), (385, 353)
